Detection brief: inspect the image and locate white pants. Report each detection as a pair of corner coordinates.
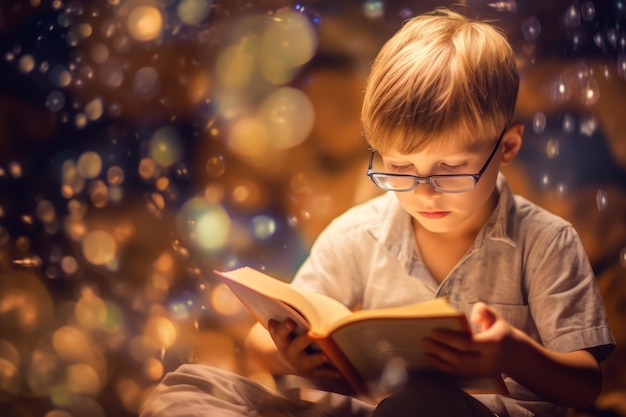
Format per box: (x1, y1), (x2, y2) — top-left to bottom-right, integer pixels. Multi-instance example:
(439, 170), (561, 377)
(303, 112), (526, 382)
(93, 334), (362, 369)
(139, 364), (375, 417)
(140, 365), (497, 417)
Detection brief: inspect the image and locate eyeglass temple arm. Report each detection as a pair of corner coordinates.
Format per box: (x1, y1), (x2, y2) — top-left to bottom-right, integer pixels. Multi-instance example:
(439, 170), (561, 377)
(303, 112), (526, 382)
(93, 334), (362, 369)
(367, 150), (375, 171)
(476, 127), (507, 177)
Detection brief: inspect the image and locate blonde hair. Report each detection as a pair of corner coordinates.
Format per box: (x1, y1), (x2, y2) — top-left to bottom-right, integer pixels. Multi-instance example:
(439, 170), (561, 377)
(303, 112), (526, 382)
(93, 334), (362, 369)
(361, 7), (519, 153)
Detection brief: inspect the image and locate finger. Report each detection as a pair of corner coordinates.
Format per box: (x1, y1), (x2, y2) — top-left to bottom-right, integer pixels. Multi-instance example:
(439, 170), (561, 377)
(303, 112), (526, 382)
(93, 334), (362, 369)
(268, 319), (297, 350)
(422, 336), (478, 368)
(296, 351), (334, 373)
(428, 328), (473, 352)
(286, 342), (342, 379)
(286, 332), (316, 356)
(421, 336), (463, 373)
(283, 335), (329, 373)
(470, 302), (497, 332)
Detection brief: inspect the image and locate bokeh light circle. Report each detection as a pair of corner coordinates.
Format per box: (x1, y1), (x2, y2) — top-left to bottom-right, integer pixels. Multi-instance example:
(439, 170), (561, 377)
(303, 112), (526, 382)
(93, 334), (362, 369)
(77, 151), (103, 179)
(144, 316), (177, 349)
(205, 156), (226, 178)
(261, 10), (317, 70)
(0, 270), (55, 336)
(134, 66), (161, 99)
(228, 117), (269, 157)
(149, 127), (184, 167)
(176, 197), (230, 251)
(177, 0), (212, 25)
(82, 230), (116, 265)
(127, 5), (163, 42)
(258, 86), (314, 149)
(251, 215), (276, 240)
(46, 91), (66, 112)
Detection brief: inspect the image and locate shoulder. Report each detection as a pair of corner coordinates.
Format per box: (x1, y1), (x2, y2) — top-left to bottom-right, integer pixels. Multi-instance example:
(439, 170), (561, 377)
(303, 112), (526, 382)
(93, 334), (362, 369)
(496, 175), (574, 238)
(493, 176), (584, 255)
(509, 193), (585, 256)
(512, 193), (574, 233)
(512, 194), (571, 228)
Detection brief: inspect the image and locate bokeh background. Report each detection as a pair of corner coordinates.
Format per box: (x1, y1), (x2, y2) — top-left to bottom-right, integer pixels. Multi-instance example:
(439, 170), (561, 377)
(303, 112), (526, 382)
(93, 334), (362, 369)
(0, 0), (624, 416)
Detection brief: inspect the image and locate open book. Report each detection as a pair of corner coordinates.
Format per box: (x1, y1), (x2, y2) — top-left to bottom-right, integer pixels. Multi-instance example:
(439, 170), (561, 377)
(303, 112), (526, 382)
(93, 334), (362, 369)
(214, 266), (508, 404)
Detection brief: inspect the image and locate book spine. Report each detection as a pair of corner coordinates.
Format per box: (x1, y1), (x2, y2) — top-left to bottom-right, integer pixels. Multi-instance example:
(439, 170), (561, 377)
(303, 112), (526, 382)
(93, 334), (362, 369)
(312, 335), (377, 405)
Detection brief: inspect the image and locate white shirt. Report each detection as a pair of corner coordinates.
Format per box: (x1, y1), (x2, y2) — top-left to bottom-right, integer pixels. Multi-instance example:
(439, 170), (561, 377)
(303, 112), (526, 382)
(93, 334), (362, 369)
(292, 174), (615, 417)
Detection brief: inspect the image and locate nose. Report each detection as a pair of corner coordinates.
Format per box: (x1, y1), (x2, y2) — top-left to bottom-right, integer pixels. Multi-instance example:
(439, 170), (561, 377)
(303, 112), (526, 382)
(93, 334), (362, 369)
(412, 180), (442, 199)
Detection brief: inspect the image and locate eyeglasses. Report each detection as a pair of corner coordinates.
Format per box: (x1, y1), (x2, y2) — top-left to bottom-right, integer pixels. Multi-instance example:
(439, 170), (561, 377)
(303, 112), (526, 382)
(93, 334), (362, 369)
(366, 128), (506, 193)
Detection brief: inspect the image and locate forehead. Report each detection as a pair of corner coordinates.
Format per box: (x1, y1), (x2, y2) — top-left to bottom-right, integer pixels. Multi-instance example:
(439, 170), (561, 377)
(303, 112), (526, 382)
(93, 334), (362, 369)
(373, 128), (490, 156)
(380, 144), (482, 163)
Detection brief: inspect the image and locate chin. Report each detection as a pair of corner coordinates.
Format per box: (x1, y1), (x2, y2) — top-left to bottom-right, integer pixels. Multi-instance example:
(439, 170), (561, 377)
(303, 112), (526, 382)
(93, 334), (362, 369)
(413, 217), (458, 234)
(415, 211), (480, 235)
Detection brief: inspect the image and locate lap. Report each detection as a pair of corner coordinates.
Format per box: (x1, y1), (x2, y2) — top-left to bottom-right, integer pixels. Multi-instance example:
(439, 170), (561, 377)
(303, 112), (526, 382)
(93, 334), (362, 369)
(141, 365), (494, 417)
(372, 374), (495, 417)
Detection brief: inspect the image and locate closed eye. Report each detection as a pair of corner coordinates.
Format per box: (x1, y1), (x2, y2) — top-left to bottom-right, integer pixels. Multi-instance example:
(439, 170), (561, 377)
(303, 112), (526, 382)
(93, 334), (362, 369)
(390, 164), (414, 172)
(441, 162), (468, 171)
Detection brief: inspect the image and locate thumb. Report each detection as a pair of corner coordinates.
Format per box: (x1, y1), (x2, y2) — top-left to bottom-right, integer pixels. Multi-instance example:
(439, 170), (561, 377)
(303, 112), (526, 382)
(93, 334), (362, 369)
(470, 301), (497, 332)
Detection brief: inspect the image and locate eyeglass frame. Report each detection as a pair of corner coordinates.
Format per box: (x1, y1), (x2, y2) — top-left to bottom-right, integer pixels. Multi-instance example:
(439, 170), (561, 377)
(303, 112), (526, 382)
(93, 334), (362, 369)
(366, 127), (507, 193)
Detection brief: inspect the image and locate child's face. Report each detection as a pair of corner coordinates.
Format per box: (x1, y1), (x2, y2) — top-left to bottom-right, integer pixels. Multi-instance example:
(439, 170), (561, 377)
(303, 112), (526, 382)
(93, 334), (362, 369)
(379, 137), (502, 235)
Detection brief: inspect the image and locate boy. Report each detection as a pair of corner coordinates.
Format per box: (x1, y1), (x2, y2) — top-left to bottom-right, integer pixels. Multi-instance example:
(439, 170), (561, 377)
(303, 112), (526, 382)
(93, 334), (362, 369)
(141, 7), (615, 417)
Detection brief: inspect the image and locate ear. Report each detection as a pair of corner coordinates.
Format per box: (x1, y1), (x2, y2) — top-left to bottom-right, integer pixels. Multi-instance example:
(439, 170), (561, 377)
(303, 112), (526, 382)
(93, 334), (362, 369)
(499, 122), (523, 166)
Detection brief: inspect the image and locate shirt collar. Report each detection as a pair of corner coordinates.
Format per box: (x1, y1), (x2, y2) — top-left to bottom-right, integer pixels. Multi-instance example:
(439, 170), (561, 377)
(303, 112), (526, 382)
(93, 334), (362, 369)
(479, 173), (517, 247)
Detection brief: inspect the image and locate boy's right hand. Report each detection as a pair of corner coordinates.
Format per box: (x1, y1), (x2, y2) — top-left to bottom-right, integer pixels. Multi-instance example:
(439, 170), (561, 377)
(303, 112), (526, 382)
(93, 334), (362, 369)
(268, 318), (342, 379)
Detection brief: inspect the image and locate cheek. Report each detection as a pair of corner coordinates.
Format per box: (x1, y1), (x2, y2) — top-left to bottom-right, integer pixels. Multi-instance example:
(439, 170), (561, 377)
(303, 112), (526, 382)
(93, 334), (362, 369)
(476, 163), (501, 193)
(445, 194), (480, 212)
(464, 172), (499, 207)
(393, 192), (413, 209)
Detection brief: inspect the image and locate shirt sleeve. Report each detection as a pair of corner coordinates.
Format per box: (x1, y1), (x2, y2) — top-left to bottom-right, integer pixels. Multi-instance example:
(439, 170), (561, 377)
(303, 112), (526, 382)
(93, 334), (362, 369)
(290, 216), (367, 310)
(524, 224), (615, 362)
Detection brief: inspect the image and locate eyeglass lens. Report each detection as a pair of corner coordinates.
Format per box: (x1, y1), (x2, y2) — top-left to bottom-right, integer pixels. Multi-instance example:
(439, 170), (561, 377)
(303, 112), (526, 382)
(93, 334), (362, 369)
(371, 174), (475, 192)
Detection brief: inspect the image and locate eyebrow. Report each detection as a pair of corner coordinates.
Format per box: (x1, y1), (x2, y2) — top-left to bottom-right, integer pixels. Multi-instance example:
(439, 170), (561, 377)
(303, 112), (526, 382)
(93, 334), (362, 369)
(381, 149), (480, 162)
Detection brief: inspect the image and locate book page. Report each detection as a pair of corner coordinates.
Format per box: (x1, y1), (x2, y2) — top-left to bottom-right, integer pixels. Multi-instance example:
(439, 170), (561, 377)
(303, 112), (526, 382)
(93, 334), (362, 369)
(222, 278), (312, 334)
(215, 267), (353, 331)
(307, 297), (461, 339)
(329, 315), (507, 400)
(329, 316), (468, 401)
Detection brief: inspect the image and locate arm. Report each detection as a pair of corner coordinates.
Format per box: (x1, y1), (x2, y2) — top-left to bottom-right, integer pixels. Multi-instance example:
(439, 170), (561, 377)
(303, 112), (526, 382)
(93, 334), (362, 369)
(244, 320), (341, 379)
(422, 302), (602, 408)
(504, 329), (601, 408)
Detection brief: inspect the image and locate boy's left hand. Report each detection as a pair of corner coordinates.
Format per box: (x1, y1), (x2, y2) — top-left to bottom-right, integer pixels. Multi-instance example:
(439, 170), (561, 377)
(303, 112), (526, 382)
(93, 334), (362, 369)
(421, 302), (517, 378)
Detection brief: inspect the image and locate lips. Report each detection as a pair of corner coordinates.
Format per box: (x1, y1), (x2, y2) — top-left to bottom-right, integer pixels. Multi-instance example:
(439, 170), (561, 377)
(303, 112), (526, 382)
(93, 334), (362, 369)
(417, 211), (450, 219)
